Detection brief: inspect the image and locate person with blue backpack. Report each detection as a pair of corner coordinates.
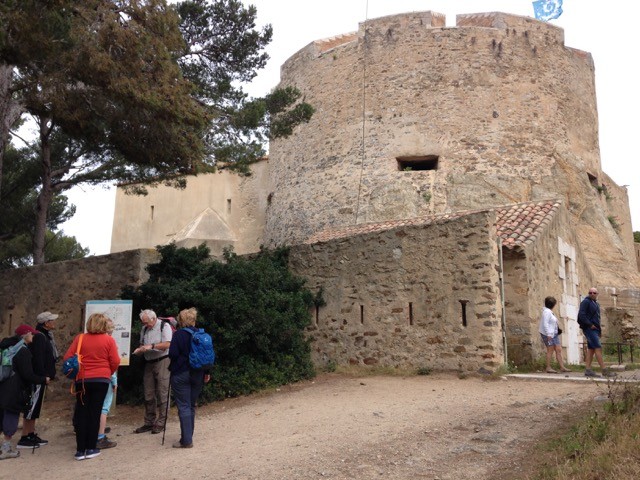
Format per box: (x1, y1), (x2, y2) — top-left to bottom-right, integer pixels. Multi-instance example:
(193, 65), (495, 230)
(168, 307), (214, 449)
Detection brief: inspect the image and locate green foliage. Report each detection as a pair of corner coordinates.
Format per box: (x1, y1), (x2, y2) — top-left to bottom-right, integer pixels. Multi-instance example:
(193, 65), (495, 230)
(119, 244), (316, 404)
(531, 382), (640, 479)
(634, 231), (640, 243)
(608, 215), (620, 231)
(1, 1), (314, 264)
(0, 143), (88, 268)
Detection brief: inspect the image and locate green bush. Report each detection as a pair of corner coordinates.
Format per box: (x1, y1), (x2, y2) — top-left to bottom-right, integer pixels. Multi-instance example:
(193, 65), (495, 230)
(118, 244), (316, 404)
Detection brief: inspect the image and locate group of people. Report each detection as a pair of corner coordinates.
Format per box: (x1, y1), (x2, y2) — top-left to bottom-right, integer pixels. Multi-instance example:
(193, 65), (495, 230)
(0, 307), (210, 461)
(538, 287), (616, 377)
(0, 288), (617, 460)
(0, 312), (58, 460)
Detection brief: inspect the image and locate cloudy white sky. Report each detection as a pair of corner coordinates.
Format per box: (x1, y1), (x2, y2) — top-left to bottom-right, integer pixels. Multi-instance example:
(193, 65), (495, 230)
(57, 0), (639, 254)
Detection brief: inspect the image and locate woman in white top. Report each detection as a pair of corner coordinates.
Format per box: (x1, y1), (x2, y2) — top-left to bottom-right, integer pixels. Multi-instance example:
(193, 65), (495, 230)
(538, 296), (570, 373)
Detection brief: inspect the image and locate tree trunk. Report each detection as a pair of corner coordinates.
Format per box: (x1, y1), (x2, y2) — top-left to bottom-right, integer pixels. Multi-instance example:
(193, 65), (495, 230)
(0, 63), (23, 200)
(33, 117), (54, 265)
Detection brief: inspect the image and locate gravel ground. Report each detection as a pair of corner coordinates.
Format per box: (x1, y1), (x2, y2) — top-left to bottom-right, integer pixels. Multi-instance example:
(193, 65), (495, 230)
(1, 372), (618, 479)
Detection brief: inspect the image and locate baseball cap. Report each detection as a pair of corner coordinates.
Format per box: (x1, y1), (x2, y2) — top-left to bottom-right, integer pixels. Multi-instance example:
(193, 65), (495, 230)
(15, 324), (38, 336)
(37, 311), (59, 324)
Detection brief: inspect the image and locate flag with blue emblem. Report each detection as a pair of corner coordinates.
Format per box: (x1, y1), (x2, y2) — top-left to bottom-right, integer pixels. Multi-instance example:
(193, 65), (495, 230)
(532, 0), (563, 21)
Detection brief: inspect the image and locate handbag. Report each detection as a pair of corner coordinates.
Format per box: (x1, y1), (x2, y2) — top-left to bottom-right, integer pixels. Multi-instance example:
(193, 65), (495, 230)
(557, 328), (563, 335)
(62, 334), (84, 379)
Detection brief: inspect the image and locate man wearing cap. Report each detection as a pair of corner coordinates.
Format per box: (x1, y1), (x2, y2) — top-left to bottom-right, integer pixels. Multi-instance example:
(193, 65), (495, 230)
(0, 325), (50, 460)
(16, 312), (59, 449)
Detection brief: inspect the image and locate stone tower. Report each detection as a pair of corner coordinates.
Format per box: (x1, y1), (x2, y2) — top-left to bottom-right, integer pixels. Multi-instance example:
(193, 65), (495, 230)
(264, 11), (636, 289)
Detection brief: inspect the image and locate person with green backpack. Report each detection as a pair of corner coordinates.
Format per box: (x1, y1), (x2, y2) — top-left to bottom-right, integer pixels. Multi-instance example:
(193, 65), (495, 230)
(0, 325), (50, 460)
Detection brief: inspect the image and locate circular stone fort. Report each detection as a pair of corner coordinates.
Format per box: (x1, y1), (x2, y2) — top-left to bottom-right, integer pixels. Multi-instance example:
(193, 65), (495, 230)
(264, 11), (607, 249)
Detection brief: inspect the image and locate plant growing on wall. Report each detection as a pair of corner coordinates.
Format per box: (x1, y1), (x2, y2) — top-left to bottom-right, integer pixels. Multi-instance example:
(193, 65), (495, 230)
(119, 243), (317, 404)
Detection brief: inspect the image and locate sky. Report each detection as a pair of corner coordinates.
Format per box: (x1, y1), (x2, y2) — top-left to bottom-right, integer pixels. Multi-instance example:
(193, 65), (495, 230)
(56, 0), (639, 255)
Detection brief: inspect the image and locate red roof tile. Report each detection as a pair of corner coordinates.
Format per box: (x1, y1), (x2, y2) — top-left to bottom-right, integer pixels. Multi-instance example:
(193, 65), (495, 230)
(305, 199), (562, 248)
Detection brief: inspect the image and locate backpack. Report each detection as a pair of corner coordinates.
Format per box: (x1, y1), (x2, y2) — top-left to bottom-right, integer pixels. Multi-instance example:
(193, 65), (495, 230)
(158, 317), (178, 333)
(62, 334), (84, 380)
(141, 318), (176, 344)
(0, 339), (26, 382)
(186, 328), (215, 370)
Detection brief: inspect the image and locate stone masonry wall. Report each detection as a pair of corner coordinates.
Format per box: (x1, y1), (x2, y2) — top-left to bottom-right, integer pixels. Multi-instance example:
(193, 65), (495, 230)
(502, 205), (595, 365)
(264, 10), (639, 304)
(265, 11), (602, 248)
(0, 249), (158, 357)
(288, 211), (504, 371)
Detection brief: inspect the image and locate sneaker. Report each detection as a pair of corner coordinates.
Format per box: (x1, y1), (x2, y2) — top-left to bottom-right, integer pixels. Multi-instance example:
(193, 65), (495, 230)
(0, 447), (20, 460)
(84, 448), (101, 459)
(96, 437), (117, 449)
(16, 436), (40, 449)
(134, 424), (154, 434)
(74, 451), (86, 461)
(584, 369), (601, 378)
(172, 440), (193, 448)
(27, 433), (48, 446)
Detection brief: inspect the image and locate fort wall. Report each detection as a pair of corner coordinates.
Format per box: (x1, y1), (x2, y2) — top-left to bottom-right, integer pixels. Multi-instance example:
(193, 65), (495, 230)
(288, 210), (504, 371)
(111, 161), (269, 257)
(0, 249), (158, 361)
(265, 11), (602, 249)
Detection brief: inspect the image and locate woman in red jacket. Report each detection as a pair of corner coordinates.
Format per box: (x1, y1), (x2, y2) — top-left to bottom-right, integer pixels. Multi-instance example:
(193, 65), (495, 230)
(63, 313), (120, 461)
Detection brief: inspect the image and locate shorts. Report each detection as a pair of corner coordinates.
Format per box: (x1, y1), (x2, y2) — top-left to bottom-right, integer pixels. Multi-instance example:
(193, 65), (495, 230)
(540, 333), (561, 347)
(24, 384), (45, 420)
(583, 328), (602, 349)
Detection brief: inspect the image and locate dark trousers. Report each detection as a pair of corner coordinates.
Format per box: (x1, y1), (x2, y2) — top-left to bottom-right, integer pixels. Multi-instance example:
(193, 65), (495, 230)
(74, 381), (108, 452)
(0, 409), (19, 437)
(170, 370), (204, 445)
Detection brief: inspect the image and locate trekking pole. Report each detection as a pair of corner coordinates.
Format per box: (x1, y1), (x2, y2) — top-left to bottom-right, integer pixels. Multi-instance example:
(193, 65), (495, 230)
(161, 383), (171, 446)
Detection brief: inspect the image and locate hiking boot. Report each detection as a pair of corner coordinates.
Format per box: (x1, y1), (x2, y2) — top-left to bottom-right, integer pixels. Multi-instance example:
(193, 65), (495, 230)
(96, 437), (117, 449)
(16, 436), (40, 449)
(0, 445), (20, 460)
(172, 440), (193, 448)
(84, 448), (101, 459)
(151, 425), (163, 434)
(134, 424), (153, 434)
(584, 369), (601, 378)
(602, 369), (618, 378)
(27, 433), (48, 446)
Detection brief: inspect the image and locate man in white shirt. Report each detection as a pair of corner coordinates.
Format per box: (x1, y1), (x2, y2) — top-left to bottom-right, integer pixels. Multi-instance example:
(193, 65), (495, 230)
(132, 309), (172, 434)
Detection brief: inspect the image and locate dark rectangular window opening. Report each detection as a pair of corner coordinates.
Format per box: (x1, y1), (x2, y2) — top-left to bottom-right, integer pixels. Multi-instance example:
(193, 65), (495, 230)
(150, 205), (154, 220)
(360, 305), (364, 325)
(315, 305), (320, 325)
(409, 302), (414, 326)
(459, 300), (469, 327)
(227, 199), (232, 213)
(397, 155), (439, 171)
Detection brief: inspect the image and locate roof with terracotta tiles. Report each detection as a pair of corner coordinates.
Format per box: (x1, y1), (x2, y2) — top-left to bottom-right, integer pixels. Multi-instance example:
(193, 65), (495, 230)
(305, 199), (562, 249)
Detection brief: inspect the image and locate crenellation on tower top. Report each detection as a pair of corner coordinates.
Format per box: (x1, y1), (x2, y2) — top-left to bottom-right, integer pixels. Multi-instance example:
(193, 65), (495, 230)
(457, 11), (565, 45)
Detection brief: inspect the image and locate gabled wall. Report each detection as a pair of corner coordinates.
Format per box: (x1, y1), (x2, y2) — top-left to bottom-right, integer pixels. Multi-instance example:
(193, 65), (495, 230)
(502, 205), (596, 365)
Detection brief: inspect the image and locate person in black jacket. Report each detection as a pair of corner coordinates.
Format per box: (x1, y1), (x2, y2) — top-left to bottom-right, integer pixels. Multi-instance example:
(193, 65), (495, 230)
(0, 325), (50, 460)
(17, 311), (59, 449)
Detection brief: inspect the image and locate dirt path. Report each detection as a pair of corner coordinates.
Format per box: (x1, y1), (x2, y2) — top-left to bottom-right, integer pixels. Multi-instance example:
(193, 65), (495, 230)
(2, 373), (609, 479)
